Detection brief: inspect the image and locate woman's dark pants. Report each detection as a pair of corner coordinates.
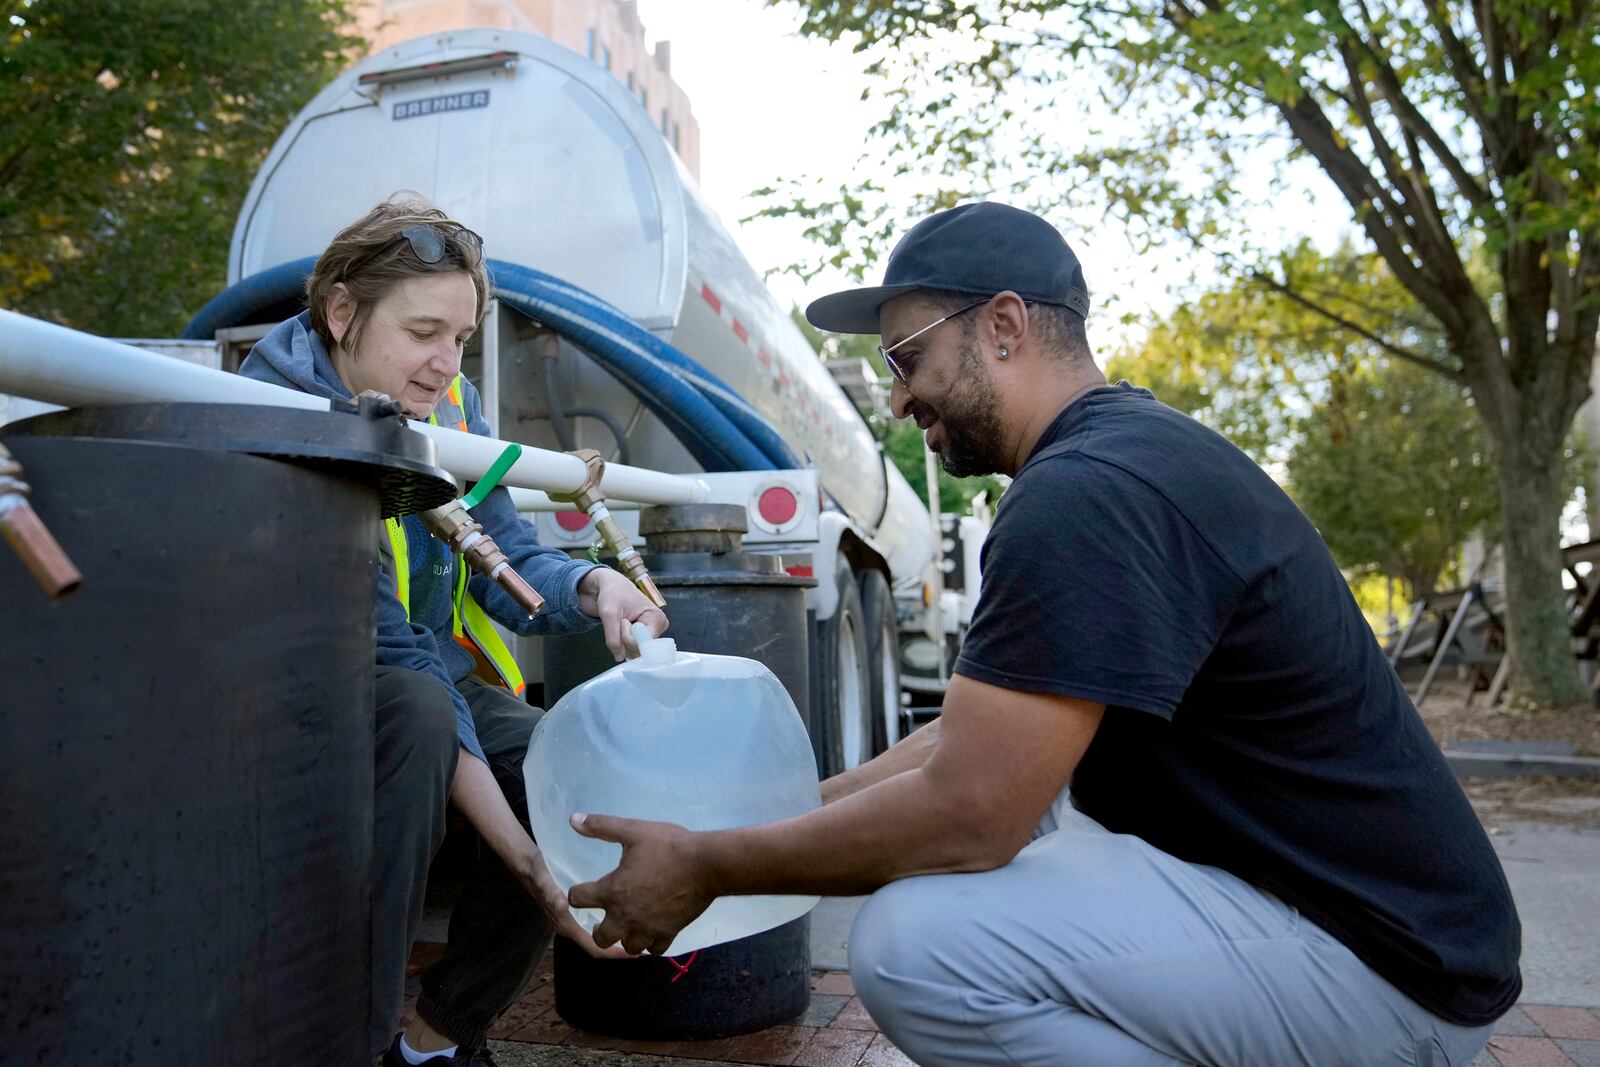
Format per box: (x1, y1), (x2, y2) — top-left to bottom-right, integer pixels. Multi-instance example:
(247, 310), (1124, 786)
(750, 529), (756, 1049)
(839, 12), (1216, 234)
(368, 666), (552, 1057)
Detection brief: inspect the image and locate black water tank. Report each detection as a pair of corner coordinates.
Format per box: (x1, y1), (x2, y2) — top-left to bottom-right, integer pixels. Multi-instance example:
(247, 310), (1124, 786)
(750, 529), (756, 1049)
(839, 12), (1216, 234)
(542, 503), (817, 1040)
(0, 402), (453, 1065)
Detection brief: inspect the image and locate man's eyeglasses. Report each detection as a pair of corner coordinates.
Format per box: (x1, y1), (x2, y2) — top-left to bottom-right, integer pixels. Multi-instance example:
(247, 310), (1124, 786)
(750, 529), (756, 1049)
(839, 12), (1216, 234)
(347, 223), (484, 279)
(878, 299), (988, 385)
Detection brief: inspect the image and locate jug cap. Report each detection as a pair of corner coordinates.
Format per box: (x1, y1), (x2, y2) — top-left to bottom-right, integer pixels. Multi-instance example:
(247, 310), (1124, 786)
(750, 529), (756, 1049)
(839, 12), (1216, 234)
(631, 621), (677, 663)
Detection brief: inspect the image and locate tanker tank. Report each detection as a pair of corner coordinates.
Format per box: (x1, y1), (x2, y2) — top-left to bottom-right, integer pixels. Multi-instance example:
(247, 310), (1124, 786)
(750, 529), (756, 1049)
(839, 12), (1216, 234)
(228, 28), (933, 585)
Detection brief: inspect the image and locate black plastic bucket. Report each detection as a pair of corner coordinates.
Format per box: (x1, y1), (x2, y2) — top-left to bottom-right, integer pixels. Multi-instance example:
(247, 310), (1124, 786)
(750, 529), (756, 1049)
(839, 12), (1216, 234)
(0, 402), (453, 1065)
(549, 913), (813, 1041)
(542, 505), (817, 1040)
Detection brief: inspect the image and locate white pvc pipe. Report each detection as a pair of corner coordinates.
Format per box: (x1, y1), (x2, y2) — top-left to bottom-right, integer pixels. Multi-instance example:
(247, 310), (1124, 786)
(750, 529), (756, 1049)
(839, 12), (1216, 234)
(409, 421), (703, 504)
(0, 308), (330, 413)
(0, 309), (709, 506)
(506, 487), (640, 512)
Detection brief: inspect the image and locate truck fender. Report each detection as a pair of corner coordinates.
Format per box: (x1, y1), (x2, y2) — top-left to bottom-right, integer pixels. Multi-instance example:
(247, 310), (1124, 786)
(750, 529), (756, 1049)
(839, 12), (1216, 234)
(810, 511), (890, 623)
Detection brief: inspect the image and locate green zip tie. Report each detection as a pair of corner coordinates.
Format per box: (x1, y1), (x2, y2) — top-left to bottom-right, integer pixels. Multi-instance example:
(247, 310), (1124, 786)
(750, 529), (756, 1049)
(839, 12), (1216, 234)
(461, 443), (522, 510)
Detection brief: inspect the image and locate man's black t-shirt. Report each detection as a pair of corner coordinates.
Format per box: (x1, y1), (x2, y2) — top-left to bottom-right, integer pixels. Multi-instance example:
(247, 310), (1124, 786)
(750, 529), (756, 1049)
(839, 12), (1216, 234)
(955, 383), (1520, 1026)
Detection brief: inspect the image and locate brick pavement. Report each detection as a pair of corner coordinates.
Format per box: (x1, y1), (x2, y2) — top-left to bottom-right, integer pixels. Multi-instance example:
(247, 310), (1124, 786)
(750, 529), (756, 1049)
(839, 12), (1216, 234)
(1470, 1005), (1600, 1067)
(402, 944), (911, 1067)
(403, 942), (1600, 1066)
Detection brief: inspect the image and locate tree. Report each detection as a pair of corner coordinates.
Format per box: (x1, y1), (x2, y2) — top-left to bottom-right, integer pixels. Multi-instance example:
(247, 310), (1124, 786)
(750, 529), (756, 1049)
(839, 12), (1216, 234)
(762, 0), (1600, 705)
(791, 308), (1007, 513)
(1106, 241), (1431, 463)
(1286, 360), (1498, 600)
(1108, 245), (1499, 599)
(1, 0), (361, 337)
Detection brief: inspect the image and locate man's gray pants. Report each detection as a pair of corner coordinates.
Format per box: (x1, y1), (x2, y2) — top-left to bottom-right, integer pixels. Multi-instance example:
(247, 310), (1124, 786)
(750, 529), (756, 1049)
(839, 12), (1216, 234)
(848, 795), (1495, 1067)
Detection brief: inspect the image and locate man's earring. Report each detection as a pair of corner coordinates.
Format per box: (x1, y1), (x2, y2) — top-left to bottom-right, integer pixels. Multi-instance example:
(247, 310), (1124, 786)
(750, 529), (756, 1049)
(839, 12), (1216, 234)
(998, 347), (1009, 359)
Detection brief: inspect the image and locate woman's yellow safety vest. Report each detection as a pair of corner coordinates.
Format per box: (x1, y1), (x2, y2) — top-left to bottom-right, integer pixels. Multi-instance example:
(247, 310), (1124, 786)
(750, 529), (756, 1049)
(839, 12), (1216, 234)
(380, 375), (527, 697)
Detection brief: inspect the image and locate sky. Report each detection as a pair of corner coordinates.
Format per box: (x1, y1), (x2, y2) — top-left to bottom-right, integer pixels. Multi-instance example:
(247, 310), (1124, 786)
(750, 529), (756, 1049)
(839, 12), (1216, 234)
(622, 5), (1596, 542)
(631, 1), (905, 309)
(631, 0), (1349, 356)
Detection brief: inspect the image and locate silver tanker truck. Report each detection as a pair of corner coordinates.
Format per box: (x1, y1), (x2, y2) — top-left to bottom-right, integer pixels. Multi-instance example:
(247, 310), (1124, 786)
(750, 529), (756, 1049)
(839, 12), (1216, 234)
(86, 29), (988, 775)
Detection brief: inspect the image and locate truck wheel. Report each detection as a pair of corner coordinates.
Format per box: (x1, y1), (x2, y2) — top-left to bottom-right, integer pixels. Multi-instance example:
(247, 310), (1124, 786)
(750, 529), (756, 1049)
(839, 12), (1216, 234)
(812, 555), (872, 778)
(859, 568), (902, 757)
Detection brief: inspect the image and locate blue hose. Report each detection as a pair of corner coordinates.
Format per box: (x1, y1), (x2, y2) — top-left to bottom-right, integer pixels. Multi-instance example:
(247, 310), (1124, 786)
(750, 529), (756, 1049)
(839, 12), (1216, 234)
(480, 263), (802, 462)
(488, 261), (802, 469)
(486, 275), (765, 472)
(181, 257), (318, 343)
(180, 259), (799, 472)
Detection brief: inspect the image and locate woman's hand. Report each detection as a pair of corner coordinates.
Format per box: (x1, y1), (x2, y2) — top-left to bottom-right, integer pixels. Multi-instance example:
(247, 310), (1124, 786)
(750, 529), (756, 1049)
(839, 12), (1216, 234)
(450, 750), (630, 958)
(578, 566), (669, 660)
(505, 836), (634, 960)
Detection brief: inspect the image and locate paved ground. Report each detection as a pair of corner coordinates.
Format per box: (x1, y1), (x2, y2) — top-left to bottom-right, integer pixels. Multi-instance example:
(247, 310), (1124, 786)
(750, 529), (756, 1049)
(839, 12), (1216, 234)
(410, 803), (1600, 1065)
(403, 946), (911, 1066)
(1490, 819), (1600, 1007)
(405, 935), (1600, 1067)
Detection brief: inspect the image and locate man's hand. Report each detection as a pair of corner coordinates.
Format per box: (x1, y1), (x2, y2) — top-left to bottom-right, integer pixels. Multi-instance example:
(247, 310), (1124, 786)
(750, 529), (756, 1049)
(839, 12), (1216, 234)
(506, 837), (634, 960)
(566, 813), (714, 956)
(578, 566), (668, 661)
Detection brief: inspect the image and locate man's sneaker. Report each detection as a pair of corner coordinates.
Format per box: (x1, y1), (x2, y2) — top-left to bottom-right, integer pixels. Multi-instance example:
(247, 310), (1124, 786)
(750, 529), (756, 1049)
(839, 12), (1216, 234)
(381, 1034), (499, 1066)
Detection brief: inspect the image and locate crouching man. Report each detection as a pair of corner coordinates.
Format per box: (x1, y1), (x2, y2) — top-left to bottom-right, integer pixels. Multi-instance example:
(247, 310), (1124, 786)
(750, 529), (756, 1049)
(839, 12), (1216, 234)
(565, 203), (1520, 1067)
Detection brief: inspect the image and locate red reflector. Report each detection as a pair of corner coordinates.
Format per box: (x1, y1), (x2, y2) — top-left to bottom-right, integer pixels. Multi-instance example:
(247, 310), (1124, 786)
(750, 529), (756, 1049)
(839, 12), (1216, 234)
(785, 566), (814, 578)
(758, 486), (799, 525)
(555, 510), (591, 532)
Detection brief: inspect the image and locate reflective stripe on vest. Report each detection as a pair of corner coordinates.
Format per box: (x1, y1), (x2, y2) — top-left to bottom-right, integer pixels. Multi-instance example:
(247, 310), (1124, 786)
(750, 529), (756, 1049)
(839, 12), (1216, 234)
(378, 374), (526, 696)
(438, 376), (468, 432)
(384, 518), (410, 611)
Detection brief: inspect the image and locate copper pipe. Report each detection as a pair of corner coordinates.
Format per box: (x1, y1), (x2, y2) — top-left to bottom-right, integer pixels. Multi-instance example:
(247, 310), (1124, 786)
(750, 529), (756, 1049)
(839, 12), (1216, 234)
(420, 498), (545, 618)
(0, 443), (83, 599)
(494, 567), (543, 618)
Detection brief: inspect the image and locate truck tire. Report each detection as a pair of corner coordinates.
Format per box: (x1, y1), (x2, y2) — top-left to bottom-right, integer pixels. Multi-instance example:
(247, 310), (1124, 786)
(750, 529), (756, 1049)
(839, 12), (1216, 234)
(859, 568), (903, 757)
(812, 555), (873, 778)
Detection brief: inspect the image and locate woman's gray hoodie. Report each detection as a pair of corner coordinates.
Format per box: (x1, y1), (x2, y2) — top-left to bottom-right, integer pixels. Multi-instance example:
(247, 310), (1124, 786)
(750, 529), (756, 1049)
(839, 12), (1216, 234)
(240, 311), (599, 761)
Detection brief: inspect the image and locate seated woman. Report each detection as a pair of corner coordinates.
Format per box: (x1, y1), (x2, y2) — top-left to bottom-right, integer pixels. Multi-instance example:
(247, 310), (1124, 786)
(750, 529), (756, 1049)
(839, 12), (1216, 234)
(241, 192), (666, 1066)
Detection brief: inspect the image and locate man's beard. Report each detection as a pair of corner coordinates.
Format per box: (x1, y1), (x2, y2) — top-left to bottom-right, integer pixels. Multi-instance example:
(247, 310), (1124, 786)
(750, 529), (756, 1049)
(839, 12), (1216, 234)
(922, 339), (1008, 478)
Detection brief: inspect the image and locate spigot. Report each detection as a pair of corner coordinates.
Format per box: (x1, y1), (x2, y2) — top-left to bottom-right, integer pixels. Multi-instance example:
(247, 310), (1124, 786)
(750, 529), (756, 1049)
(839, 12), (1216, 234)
(0, 442), (83, 600)
(353, 390), (544, 618)
(548, 448), (667, 610)
(421, 498), (545, 619)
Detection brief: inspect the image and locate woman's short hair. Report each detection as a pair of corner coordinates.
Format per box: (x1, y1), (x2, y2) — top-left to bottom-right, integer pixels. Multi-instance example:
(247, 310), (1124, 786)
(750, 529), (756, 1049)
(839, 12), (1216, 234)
(305, 192), (490, 354)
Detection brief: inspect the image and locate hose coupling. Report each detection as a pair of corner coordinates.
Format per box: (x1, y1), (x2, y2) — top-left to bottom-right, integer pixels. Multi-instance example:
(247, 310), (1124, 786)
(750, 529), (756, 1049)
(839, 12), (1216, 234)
(421, 498), (545, 618)
(549, 448), (667, 610)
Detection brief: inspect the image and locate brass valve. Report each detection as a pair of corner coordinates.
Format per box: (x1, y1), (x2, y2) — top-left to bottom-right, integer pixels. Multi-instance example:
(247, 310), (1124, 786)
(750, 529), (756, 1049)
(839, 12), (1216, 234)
(0, 442), (83, 600)
(354, 389), (543, 618)
(421, 498), (545, 618)
(548, 448), (667, 610)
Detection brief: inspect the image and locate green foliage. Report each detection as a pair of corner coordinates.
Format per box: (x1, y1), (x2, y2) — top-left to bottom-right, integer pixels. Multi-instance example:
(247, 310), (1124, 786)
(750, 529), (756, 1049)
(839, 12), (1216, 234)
(1345, 568), (1406, 636)
(1111, 247), (1496, 598)
(791, 308), (1006, 514)
(0, 0), (362, 336)
(767, 0), (1600, 704)
(1108, 244), (1337, 462)
(1107, 241), (1439, 463)
(1286, 360), (1497, 599)
(761, 1), (1600, 299)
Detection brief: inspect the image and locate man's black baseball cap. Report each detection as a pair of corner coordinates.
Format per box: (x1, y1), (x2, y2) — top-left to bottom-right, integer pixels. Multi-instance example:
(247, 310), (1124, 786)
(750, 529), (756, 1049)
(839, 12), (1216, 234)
(804, 202), (1091, 335)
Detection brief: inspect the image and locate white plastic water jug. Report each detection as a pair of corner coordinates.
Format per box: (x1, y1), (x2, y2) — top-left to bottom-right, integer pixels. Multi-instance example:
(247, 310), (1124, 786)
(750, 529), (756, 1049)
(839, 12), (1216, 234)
(524, 623), (823, 955)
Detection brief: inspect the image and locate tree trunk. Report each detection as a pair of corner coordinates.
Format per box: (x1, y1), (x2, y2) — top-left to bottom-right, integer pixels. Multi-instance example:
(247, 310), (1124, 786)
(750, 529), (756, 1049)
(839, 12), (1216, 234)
(1395, 561), (1442, 602)
(1493, 424), (1587, 706)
